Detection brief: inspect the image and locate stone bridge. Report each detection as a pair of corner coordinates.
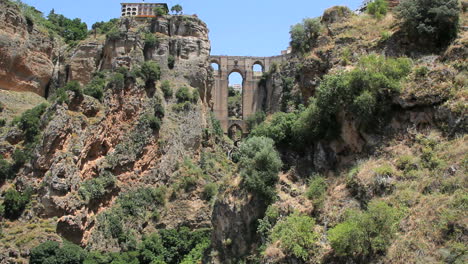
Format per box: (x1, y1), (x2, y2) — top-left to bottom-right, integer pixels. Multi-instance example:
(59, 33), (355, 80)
(210, 55), (289, 135)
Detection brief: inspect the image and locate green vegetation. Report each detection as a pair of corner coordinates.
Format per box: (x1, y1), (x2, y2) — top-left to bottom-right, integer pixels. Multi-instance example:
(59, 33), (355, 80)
(79, 171), (116, 204)
(56, 81), (83, 104)
(154, 6), (168, 16)
(251, 111), (298, 149)
(1, 187), (32, 219)
(168, 55), (175, 69)
(293, 55), (412, 144)
(367, 0), (388, 19)
(171, 5), (183, 15)
(396, 0), (460, 47)
(290, 18), (321, 54)
(30, 240), (87, 264)
(257, 205), (280, 245)
(238, 136), (282, 202)
(202, 183), (218, 201)
(138, 61), (161, 85)
(328, 201), (400, 260)
(228, 86), (242, 119)
(306, 175), (327, 209)
(175, 87), (192, 103)
(14, 103), (48, 144)
(109, 72), (125, 90)
(245, 111), (266, 130)
(92, 19), (119, 35)
(0, 158), (13, 183)
(13, 1), (88, 46)
(269, 212), (318, 261)
(84, 73), (106, 101)
(160, 80), (174, 99)
(144, 33), (159, 48)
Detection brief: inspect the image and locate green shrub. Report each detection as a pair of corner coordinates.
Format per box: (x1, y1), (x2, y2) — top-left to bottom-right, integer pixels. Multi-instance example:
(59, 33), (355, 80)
(171, 5), (183, 15)
(161, 80), (174, 99)
(257, 205), (280, 244)
(396, 155), (418, 172)
(202, 183), (218, 201)
(154, 6), (168, 16)
(292, 55), (412, 144)
(92, 19), (119, 35)
(290, 18), (321, 54)
(84, 74), (106, 101)
(176, 87), (193, 103)
(2, 187), (32, 219)
(250, 111), (298, 148)
(328, 201), (400, 259)
(16, 103), (48, 143)
(154, 103), (165, 118)
(117, 187), (166, 217)
(79, 171), (116, 203)
(246, 111), (266, 130)
(270, 212), (318, 260)
(139, 61), (161, 84)
(144, 33), (159, 48)
(414, 66), (430, 78)
(0, 158), (13, 182)
(239, 136), (282, 202)
(210, 113), (223, 137)
(167, 55), (175, 69)
(106, 27), (123, 41)
(306, 175), (327, 209)
(141, 115), (162, 131)
(0, 119), (6, 127)
(191, 89), (199, 103)
(56, 81), (82, 104)
(396, 0), (460, 47)
(109, 73), (125, 90)
(367, 0), (388, 19)
(46, 9), (88, 45)
(30, 240), (87, 264)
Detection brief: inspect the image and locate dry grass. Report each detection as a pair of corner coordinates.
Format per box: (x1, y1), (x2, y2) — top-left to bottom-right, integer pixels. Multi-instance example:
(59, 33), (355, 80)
(0, 90), (46, 123)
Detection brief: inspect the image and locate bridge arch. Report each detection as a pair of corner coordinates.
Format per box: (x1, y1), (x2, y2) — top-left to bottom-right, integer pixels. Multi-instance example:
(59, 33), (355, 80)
(210, 55), (290, 134)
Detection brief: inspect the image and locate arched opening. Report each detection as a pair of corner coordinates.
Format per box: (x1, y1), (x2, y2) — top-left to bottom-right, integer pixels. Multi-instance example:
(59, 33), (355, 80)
(253, 62), (264, 77)
(228, 71), (243, 120)
(228, 124), (243, 142)
(210, 62), (220, 75)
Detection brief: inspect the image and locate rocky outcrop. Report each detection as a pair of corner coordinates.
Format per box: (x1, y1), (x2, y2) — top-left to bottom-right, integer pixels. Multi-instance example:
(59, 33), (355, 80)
(0, 1), (58, 97)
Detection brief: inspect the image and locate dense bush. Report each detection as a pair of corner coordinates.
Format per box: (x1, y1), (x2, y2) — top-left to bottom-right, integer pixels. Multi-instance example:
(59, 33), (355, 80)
(79, 171), (116, 203)
(161, 80), (174, 99)
(56, 81), (82, 104)
(202, 183), (218, 201)
(46, 10), (88, 45)
(290, 18), (321, 54)
(84, 74), (106, 101)
(306, 175), (327, 209)
(250, 111), (298, 149)
(292, 55), (412, 144)
(2, 187), (32, 219)
(270, 212), (318, 260)
(245, 111), (266, 130)
(154, 6), (168, 16)
(139, 61), (161, 84)
(0, 158), (13, 183)
(30, 241), (87, 264)
(108, 73), (125, 90)
(15, 103), (48, 143)
(144, 33), (159, 48)
(396, 0), (460, 47)
(117, 187), (166, 217)
(171, 5), (183, 15)
(176, 87), (193, 103)
(238, 136), (282, 202)
(92, 19), (119, 35)
(328, 201), (400, 260)
(367, 0), (388, 19)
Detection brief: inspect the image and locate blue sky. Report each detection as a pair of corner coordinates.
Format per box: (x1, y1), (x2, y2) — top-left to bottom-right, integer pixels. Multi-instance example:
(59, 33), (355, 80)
(21, 0), (363, 84)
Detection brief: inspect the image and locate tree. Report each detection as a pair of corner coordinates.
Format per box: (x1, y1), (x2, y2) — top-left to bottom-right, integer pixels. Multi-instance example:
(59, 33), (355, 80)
(328, 201), (400, 260)
(2, 187), (32, 219)
(154, 6), (168, 16)
(30, 241), (87, 264)
(239, 136), (282, 202)
(139, 61), (161, 84)
(171, 4), (183, 15)
(270, 213), (318, 260)
(290, 18), (321, 54)
(367, 0), (388, 19)
(395, 0), (460, 48)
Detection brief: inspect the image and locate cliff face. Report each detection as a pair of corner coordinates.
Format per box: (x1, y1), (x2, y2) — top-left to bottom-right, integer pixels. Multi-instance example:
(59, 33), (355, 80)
(0, 2), (59, 97)
(66, 15), (212, 101)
